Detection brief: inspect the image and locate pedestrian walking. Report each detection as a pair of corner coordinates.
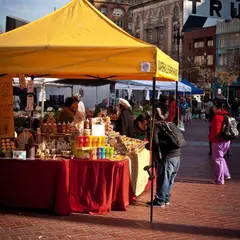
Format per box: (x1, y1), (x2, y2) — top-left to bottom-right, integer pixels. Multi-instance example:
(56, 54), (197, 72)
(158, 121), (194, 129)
(208, 100), (231, 185)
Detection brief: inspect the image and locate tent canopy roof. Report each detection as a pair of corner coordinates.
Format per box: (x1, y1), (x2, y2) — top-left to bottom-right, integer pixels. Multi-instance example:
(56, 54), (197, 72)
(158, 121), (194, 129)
(0, 0), (178, 81)
(181, 78), (204, 95)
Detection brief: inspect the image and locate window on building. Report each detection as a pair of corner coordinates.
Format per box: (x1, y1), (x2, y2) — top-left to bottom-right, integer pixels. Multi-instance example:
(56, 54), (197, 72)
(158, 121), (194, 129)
(207, 55), (213, 65)
(219, 54), (227, 66)
(159, 10), (164, 24)
(230, 33), (240, 46)
(148, 29), (153, 42)
(194, 56), (203, 65)
(113, 8), (124, 17)
(114, 20), (124, 28)
(136, 15), (141, 31)
(219, 35), (227, 48)
(100, 8), (107, 15)
(207, 38), (214, 47)
(236, 33), (240, 45)
(194, 39), (204, 48)
(128, 23), (132, 31)
(148, 10), (154, 25)
(172, 6), (179, 23)
(128, 9), (133, 18)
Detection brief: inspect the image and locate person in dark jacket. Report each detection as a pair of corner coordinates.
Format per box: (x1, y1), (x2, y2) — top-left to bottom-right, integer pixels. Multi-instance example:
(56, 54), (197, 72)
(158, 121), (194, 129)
(147, 95), (182, 208)
(115, 98), (134, 138)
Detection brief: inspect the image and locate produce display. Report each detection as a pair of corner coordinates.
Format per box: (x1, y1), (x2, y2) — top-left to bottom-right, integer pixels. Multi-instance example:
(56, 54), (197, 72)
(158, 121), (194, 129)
(108, 133), (148, 155)
(1, 138), (16, 152)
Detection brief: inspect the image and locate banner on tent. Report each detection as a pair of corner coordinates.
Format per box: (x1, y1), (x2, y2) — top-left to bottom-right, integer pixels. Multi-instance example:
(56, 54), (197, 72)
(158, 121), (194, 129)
(158, 60), (178, 78)
(0, 77), (15, 138)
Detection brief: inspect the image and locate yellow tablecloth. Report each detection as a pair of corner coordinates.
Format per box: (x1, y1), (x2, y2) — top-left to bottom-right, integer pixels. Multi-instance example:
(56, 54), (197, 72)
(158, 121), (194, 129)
(129, 149), (150, 196)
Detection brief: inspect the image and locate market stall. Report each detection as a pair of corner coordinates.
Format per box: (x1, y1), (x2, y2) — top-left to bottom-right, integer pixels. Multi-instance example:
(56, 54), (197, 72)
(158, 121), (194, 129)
(0, 0), (178, 218)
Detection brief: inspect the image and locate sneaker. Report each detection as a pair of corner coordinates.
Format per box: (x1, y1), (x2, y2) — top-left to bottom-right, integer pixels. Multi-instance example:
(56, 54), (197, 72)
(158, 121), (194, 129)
(212, 181), (224, 185)
(225, 176), (231, 181)
(147, 198), (165, 208)
(165, 201), (170, 206)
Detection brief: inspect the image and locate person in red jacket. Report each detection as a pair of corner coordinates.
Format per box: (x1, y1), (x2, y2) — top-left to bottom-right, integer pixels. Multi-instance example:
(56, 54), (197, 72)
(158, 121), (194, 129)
(208, 100), (231, 184)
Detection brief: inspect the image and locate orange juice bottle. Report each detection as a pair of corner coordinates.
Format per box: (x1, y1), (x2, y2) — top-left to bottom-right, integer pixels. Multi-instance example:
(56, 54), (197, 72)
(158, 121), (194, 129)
(101, 136), (106, 146)
(97, 137), (101, 147)
(88, 136), (92, 147)
(92, 136), (97, 147)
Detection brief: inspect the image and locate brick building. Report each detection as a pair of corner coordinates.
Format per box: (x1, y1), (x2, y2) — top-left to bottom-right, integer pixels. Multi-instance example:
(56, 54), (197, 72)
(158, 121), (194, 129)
(91, 0), (131, 32)
(5, 16), (29, 32)
(130, 0), (183, 60)
(182, 26), (216, 89)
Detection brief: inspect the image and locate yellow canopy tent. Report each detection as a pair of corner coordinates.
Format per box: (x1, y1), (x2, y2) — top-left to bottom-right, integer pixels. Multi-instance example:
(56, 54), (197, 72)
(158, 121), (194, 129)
(0, 0), (178, 81)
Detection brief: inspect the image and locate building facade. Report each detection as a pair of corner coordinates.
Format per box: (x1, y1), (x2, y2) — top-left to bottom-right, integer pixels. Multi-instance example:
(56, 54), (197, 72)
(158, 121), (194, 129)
(215, 19), (240, 101)
(5, 16), (29, 32)
(182, 26), (216, 82)
(91, 0), (131, 32)
(129, 0), (183, 59)
(216, 19), (240, 72)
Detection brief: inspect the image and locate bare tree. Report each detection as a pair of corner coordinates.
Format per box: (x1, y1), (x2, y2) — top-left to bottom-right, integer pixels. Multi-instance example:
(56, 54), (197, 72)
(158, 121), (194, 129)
(216, 49), (240, 87)
(181, 56), (207, 83)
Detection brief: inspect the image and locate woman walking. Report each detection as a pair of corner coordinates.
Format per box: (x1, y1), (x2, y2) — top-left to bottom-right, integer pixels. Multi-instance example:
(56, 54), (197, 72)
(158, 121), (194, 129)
(208, 100), (231, 185)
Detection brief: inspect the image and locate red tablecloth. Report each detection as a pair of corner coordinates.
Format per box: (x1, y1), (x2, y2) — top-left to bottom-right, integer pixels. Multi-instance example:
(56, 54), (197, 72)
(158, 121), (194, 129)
(0, 159), (71, 215)
(69, 158), (131, 214)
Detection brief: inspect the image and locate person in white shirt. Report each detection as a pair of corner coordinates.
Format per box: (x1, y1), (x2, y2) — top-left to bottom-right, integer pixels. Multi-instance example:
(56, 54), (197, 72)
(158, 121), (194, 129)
(75, 93), (86, 119)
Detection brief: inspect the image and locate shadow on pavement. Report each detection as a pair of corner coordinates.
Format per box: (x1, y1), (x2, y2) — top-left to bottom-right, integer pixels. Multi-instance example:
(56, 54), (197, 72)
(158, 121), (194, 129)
(1, 210), (240, 239)
(175, 178), (212, 184)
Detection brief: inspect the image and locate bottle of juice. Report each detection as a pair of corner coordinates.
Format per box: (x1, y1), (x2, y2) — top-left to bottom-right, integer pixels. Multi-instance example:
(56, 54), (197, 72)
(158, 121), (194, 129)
(78, 136), (84, 148)
(84, 136), (89, 147)
(105, 147), (109, 159)
(101, 147), (105, 159)
(62, 122), (66, 133)
(97, 137), (101, 147)
(109, 147), (114, 158)
(92, 136), (96, 147)
(88, 136), (92, 147)
(101, 136), (106, 146)
(97, 148), (101, 159)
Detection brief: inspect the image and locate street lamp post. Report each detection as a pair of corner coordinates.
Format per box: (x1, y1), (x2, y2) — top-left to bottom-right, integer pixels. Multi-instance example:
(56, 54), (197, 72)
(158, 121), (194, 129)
(202, 52), (209, 99)
(174, 21), (184, 125)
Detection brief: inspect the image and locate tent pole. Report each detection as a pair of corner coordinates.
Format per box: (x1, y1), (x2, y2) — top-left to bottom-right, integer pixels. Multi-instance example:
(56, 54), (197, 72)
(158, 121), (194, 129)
(96, 87), (98, 105)
(150, 76), (156, 223)
(41, 83), (45, 119)
(175, 81), (179, 126)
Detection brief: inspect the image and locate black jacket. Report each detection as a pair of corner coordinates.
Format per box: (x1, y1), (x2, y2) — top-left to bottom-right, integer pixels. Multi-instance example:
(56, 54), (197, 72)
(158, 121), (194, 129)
(116, 108), (134, 138)
(153, 122), (181, 162)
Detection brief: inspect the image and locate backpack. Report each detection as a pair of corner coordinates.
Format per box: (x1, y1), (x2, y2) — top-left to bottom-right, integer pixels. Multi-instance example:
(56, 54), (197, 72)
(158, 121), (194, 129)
(221, 115), (239, 141)
(155, 122), (186, 150)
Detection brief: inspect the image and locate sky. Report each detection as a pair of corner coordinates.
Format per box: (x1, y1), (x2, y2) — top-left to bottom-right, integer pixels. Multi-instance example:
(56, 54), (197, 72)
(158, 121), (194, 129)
(0, 0), (70, 31)
(0, 0), (220, 32)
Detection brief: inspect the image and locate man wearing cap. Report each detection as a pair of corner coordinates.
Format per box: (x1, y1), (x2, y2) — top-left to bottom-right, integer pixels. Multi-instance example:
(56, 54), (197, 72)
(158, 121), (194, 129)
(116, 98), (134, 138)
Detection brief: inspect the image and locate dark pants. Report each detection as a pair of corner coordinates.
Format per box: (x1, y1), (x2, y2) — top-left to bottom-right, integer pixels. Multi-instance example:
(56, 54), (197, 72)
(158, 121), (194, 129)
(209, 126), (212, 155)
(156, 157), (180, 203)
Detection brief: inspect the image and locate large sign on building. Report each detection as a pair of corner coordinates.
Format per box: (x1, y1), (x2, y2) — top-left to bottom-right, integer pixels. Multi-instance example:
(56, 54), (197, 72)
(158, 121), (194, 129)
(184, 0), (240, 21)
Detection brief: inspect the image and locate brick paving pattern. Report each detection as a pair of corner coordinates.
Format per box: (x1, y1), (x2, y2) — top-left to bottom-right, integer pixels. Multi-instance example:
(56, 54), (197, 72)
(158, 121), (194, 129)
(1, 119), (240, 240)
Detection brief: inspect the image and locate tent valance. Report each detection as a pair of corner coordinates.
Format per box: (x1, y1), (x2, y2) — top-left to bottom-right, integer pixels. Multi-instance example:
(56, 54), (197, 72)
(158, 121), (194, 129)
(0, 0), (178, 82)
(115, 80), (191, 92)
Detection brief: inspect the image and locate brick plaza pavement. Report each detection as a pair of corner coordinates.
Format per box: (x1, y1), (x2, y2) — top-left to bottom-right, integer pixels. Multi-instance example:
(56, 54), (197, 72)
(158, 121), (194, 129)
(1, 119), (240, 240)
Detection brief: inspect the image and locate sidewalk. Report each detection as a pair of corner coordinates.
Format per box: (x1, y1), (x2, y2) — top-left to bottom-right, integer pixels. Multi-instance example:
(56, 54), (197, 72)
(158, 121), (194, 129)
(1, 119), (240, 240)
